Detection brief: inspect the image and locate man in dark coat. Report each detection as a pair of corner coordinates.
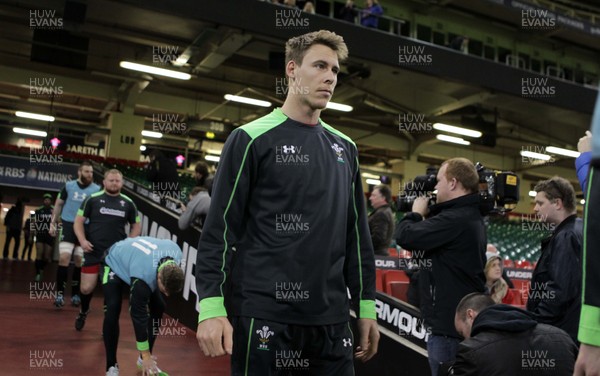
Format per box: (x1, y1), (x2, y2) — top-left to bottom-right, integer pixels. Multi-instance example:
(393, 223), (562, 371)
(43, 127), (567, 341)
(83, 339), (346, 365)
(451, 293), (577, 376)
(527, 176), (582, 344)
(368, 184), (394, 256)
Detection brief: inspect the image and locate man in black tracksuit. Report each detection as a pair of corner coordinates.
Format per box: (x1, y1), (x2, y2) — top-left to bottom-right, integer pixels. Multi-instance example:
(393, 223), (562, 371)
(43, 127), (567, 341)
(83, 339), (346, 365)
(527, 176), (582, 344)
(395, 158), (486, 376)
(195, 30), (379, 375)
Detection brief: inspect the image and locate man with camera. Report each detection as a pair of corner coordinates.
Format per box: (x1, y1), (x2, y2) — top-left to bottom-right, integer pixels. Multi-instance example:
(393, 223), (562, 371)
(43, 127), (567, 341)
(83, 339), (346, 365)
(395, 157), (486, 376)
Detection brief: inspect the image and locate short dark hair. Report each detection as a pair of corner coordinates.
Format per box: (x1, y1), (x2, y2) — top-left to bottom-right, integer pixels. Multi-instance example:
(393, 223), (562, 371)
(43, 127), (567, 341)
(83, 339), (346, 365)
(534, 176), (576, 213)
(79, 160), (93, 169)
(285, 30), (349, 66)
(161, 264), (185, 296)
(455, 293), (494, 320)
(374, 184), (392, 204)
(442, 158), (479, 193)
(195, 162), (209, 186)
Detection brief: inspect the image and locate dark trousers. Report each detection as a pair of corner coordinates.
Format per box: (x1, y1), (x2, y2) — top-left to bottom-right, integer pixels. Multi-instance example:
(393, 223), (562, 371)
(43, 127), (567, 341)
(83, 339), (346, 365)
(102, 266), (165, 370)
(231, 317), (355, 376)
(3, 229), (21, 258)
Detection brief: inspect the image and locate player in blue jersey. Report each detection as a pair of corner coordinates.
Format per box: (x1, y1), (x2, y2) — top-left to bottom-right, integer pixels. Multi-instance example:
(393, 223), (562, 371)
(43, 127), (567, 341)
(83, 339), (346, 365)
(50, 160), (100, 307)
(102, 237), (184, 376)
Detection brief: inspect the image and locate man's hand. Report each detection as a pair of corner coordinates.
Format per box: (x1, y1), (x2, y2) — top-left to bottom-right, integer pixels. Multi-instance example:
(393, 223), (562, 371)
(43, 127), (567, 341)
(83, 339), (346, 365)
(574, 343), (600, 376)
(412, 196), (430, 217)
(140, 352), (159, 376)
(578, 131), (593, 153)
(355, 318), (379, 362)
(196, 316), (233, 357)
(49, 223), (58, 237)
(80, 239), (94, 253)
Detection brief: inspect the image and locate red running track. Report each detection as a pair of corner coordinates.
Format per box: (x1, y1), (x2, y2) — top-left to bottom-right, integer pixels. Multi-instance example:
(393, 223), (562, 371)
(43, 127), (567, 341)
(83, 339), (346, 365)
(0, 259), (230, 375)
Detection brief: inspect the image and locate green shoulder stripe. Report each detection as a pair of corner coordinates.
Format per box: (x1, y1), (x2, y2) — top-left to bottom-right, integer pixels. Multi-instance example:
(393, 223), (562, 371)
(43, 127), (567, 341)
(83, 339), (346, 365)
(119, 193), (137, 206)
(90, 190), (105, 197)
(239, 108), (286, 139)
(78, 190), (103, 216)
(321, 121), (356, 147)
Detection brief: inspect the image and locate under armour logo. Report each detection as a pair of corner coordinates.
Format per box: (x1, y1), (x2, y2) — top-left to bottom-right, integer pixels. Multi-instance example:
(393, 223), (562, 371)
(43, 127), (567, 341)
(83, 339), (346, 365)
(343, 338), (352, 347)
(73, 192), (87, 201)
(282, 145), (296, 154)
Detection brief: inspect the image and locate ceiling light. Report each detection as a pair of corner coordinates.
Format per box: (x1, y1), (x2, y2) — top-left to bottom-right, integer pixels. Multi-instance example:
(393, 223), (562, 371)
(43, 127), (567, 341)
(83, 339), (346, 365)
(205, 155), (220, 162)
(529, 190), (537, 197)
(119, 61), (191, 80)
(224, 94), (271, 107)
(325, 102), (353, 112)
(140, 145), (147, 151)
(433, 123), (481, 138)
(15, 111), (55, 122)
(436, 134), (471, 145)
(580, 199), (585, 205)
(13, 127), (47, 137)
(366, 179), (381, 185)
(141, 130), (163, 139)
(545, 146), (580, 158)
(520, 150), (551, 161)
(361, 172), (381, 179)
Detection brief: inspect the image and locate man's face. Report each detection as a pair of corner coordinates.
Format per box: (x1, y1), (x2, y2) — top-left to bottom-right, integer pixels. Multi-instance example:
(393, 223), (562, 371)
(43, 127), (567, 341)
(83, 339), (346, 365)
(103, 173), (123, 195)
(369, 188), (386, 209)
(289, 44), (339, 111)
(434, 164), (452, 203)
(454, 310), (476, 339)
(43, 198), (52, 207)
(79, 166), (93, 185)
(533, 191), (558, 224)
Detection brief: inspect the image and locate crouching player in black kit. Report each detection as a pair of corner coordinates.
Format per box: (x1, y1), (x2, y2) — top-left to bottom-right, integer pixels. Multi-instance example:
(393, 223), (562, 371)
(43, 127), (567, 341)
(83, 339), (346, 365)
(102, 236), (184, 376)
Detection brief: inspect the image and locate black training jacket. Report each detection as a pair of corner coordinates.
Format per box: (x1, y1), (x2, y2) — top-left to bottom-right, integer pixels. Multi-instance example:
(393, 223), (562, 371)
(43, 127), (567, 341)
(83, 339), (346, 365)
(195, 108), (376, 325)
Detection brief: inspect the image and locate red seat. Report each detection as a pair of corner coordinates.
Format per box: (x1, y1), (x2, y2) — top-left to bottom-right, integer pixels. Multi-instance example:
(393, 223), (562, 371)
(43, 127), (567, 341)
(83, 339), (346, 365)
(511, 279), (529, 292)
(503, 259), (515, 268)
(382, 270), (409, 286)
(520, 260), (532, 269)
(508, 289), (522, 305)
(388, 281), (410, 302)
(511, 280), (530, 305)
(375, 269), (384, 292)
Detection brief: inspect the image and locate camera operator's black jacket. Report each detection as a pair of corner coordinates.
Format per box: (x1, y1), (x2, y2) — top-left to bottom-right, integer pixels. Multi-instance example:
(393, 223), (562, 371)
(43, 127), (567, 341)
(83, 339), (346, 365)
(395, 193), (486, 338)
(526, 214), (582, 344)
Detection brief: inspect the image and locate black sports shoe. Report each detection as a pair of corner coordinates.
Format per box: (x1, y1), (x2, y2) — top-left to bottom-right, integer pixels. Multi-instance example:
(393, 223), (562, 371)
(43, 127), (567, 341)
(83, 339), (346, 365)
(75, 311), (88, 331)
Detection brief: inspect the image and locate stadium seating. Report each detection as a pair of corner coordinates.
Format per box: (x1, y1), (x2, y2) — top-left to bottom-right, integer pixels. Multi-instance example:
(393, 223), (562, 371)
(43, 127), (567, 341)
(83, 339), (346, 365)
(388, 281), (410, 302)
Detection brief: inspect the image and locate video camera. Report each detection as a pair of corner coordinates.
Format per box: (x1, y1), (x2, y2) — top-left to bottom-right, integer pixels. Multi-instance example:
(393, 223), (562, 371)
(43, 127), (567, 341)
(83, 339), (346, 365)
(397, 167), (438, 212)
(397, 162), (520, 215)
